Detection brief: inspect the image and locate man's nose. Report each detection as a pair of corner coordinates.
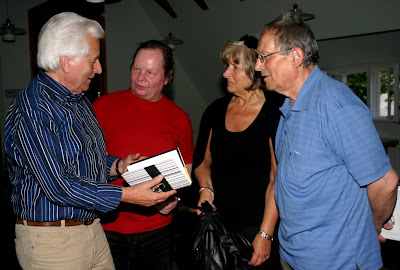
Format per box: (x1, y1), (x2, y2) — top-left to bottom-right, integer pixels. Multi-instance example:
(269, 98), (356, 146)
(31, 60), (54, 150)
(94, 59), (102, 74)
(255, 59), (263, 71)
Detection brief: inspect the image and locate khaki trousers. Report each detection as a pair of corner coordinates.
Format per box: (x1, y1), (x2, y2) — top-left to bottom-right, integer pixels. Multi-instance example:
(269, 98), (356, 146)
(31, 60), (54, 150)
(15, 218), (115, 270)
(280, 258), (294, 270)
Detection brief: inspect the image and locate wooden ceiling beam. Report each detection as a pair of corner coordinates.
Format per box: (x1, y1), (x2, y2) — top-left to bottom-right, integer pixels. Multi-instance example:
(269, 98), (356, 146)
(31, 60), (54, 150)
(153, 0), (177, 18)
(193, 0), (209, 10)
(153, 0), (212, 18)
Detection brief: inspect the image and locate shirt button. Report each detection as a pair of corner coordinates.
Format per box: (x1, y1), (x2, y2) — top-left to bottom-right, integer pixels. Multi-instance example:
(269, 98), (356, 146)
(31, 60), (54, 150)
(284, 131), (287, 135)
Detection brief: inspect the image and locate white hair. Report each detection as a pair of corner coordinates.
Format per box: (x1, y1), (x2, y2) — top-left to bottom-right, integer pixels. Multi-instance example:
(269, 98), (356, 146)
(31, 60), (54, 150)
(37, 12), (104, 71)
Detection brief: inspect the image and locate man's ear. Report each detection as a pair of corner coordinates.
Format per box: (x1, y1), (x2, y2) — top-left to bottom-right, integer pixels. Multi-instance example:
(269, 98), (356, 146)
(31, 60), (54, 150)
(164, 75), (170, 86)
(291, 47), (304, 68)
(59, 56), (71, 73)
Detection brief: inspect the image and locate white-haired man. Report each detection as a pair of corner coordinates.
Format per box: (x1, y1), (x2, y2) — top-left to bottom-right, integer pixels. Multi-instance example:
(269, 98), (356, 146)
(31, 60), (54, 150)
(5, 12), (175, 270)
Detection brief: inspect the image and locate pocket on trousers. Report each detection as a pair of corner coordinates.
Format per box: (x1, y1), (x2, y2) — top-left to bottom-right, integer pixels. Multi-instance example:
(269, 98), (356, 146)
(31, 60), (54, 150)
(15, 235), (28, 270)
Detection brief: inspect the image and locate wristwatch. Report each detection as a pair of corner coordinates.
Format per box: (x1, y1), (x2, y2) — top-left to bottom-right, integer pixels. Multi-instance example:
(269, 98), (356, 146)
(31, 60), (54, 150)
(258, 230), (273, 241)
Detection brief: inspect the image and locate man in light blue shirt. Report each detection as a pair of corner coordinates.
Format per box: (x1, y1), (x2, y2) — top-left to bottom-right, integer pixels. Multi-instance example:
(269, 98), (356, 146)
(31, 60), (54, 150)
(255, 12), (398, 270)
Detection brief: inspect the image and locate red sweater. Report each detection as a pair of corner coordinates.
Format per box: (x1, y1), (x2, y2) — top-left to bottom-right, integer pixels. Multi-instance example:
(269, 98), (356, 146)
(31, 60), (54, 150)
(92, 89), (194, 234)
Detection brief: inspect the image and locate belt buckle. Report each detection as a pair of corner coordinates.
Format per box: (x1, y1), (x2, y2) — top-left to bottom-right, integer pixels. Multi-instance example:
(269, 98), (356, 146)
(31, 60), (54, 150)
(83, 219), (92, 225)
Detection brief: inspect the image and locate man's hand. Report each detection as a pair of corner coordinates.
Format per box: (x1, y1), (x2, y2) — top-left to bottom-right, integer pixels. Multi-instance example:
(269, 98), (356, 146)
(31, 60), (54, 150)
(248, 234), (272, 266)
(120, 153), (141, 173)
(378, 222), (394, 242)
(367, 169), (398, 240)
(156, 195), (179, 215)
(121, 175), (177, 207)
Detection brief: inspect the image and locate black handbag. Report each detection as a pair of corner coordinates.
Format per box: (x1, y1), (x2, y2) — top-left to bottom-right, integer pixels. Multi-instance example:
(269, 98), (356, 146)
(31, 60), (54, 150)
(192, 201), (255, 270)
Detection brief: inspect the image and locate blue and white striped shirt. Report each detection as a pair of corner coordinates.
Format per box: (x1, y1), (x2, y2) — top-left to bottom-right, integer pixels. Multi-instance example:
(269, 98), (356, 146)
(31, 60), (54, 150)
(5, 70), (122, 222)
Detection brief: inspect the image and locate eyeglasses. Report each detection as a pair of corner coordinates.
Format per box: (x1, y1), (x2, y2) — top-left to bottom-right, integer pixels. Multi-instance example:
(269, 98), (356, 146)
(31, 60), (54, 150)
(257, 48), (292, 63)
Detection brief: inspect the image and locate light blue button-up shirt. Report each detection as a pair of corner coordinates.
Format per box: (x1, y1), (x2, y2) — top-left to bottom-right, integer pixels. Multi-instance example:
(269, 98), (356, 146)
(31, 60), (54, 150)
(5, 70), (122, 222)
(275, 65), (391, 270)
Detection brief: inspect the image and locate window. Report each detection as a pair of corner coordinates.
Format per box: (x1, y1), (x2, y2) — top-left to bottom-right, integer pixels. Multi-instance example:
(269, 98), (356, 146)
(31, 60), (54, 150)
(326, 63), (399, 122)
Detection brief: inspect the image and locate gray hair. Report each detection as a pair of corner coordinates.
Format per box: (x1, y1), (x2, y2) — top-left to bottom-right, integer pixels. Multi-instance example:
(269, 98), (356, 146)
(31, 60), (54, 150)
(220, 40), (263, 90)
(37, 12), (104, 71)
(263, 12), (319, 67)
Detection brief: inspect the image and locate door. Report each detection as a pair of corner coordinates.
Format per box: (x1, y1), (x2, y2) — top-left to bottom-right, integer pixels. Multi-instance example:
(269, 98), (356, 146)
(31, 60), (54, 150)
(28, 0), (108, 103)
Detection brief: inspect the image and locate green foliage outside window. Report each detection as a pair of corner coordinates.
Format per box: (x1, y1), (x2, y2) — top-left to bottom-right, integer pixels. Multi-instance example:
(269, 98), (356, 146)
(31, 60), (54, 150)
(380, 71), (395, 104)
(347, 72), (367, 104)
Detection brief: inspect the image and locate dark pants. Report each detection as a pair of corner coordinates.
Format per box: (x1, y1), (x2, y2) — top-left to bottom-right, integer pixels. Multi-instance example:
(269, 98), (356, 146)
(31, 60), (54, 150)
(280, 257), (361, 270)
(105, 225), (172, 270)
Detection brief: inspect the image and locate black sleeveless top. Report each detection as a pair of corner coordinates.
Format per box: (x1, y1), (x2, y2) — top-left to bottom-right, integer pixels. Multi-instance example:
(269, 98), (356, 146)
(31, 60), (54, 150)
(193, 93), (281, 227)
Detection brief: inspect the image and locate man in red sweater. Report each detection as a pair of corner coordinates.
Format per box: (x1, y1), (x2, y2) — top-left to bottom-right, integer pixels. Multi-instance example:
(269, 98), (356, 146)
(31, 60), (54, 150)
(92, 40), (194, 270)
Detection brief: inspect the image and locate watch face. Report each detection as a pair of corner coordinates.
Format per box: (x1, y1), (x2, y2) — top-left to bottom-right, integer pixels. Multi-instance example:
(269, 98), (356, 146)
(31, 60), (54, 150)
(258, 231), (273, 241)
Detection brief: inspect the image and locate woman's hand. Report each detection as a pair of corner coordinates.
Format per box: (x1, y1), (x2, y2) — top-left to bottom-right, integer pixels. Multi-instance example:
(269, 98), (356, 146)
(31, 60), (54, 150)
(196, 189), (216, 215)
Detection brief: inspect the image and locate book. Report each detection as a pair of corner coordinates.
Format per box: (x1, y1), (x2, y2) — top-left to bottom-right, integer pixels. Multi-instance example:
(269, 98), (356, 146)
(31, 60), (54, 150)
(122, 147), (192, 192)
(381, 186), (400, 241)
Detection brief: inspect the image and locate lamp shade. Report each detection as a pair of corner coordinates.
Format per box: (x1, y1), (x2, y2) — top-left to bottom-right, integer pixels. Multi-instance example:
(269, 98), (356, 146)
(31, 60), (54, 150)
(160, 33), (184, 50)
(289, 4), (315, 21)
(0, 18), (26, 42)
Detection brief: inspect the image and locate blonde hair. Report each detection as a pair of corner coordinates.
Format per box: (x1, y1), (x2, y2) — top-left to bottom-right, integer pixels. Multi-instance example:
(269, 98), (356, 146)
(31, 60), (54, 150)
(220, 41), (262, 90)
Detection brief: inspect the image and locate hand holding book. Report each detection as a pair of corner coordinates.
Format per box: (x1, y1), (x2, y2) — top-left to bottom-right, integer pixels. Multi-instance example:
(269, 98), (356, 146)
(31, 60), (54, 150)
(120, 175), (177, 207)
(122, 148), (192, 192)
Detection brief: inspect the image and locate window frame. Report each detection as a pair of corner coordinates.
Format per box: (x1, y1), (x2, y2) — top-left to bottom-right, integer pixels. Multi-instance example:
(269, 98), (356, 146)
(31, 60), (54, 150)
(326, 63), (399, 123)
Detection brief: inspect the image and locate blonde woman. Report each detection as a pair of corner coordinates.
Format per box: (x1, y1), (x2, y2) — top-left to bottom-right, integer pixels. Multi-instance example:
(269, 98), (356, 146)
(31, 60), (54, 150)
(193, 35), (283, 269)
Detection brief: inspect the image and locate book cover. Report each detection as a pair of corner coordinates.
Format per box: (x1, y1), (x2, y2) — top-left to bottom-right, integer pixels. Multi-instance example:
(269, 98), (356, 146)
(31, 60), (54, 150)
(381, 186), (400, 241)
(122, 147), (192, 192)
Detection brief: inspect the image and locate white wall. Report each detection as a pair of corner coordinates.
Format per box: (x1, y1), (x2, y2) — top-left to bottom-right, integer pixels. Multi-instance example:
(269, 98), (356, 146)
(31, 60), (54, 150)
(103, 0), (206, 140)
(0, 0), (206, 150)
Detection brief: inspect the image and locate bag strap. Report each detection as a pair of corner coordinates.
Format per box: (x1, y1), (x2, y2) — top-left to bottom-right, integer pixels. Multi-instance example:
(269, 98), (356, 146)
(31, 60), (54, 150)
(197, 201), (214, 216)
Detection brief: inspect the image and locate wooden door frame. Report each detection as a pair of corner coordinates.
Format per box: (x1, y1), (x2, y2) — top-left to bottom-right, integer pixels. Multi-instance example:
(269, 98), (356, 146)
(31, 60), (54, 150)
(28, 0), (108, 102)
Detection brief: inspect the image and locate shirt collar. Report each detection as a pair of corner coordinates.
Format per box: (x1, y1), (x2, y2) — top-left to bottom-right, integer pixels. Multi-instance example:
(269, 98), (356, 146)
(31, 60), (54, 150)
(280, 65), (324, 116)
(37, 70), (85, 103)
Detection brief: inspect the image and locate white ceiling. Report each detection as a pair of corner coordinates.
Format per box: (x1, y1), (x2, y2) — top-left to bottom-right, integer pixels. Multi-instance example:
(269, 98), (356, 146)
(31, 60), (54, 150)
(1, 0), (399, 135)
(136, 0), (400, 103)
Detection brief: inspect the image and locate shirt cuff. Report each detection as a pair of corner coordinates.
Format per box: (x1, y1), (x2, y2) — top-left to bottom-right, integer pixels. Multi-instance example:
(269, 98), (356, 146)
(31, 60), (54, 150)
(96, 183), (122, 212)
(106, 154), (119, 181)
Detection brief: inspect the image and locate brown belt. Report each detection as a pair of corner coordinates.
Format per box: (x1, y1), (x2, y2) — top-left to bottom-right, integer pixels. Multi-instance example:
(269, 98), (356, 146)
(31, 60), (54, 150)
(17, 218), (95, 226)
